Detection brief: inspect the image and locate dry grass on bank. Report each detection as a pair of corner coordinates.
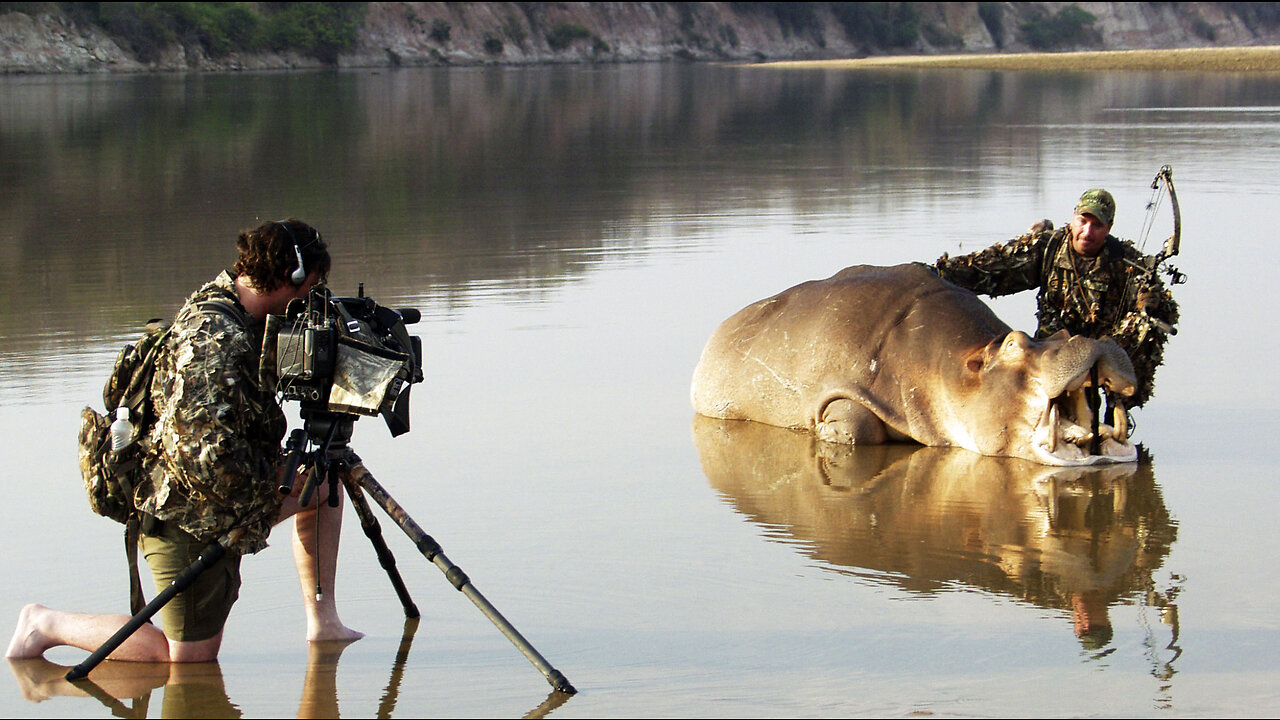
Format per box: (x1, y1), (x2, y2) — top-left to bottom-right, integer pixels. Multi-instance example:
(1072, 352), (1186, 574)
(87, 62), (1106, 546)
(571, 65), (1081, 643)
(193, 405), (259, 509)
(764, 46), (1280, 72)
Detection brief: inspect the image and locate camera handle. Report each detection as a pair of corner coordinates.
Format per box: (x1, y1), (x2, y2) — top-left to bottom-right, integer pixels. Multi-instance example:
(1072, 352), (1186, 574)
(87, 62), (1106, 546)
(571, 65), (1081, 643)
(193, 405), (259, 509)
(278, 429), (308, 495)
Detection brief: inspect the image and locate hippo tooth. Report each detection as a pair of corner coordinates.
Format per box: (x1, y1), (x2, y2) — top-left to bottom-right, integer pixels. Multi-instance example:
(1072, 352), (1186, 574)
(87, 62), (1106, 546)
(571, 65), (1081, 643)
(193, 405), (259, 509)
(1070, 389), (1093, 431)
(1059, 418), (1092, 445)
(1113, 405), (1128, 440)
(1044, 403), (1058, 453)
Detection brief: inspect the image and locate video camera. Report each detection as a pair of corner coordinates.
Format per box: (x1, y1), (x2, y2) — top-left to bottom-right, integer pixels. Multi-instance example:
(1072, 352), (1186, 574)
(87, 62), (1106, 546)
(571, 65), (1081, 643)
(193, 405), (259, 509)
(262, 284), (423, 437)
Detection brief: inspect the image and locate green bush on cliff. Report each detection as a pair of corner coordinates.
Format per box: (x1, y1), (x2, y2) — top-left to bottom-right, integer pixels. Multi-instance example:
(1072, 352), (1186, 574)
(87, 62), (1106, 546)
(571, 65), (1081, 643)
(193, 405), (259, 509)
(59, 2), (179, 62)
(428, 17), (450, 43)
(1019, 4), (1098, 50)
(261, 2), (366, 63)
(830, 2), (919, 49)
(545, 22), (591, 51)
(50, 2), (365, 64)
(171, 2), (259, 57)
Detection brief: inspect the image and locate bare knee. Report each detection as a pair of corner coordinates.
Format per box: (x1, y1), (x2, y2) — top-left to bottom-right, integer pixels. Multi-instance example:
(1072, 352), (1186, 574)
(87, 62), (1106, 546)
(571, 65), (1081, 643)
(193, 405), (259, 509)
(130, 630), (174, 663)
(166, 633), (223, 663)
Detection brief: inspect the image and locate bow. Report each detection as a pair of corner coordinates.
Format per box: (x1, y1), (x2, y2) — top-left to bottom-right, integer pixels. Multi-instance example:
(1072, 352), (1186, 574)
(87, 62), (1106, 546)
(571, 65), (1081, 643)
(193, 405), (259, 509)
(1118, 165), (1185, 336)
(1137, 164), (1186, 286)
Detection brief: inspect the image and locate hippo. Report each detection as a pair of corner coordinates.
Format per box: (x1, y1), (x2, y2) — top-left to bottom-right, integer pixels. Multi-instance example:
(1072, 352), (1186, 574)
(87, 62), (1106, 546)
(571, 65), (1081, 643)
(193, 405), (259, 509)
(690, 263), (1139, 466)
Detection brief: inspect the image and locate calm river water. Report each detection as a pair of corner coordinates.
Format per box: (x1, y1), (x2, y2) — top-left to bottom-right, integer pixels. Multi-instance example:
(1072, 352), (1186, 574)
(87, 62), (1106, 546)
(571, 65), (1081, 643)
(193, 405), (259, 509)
(1, 62), (1277, 717)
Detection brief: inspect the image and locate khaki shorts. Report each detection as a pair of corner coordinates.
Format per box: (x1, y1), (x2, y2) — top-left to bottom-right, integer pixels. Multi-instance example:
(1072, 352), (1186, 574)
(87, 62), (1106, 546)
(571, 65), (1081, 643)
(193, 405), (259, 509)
(139, 523), (242, 642)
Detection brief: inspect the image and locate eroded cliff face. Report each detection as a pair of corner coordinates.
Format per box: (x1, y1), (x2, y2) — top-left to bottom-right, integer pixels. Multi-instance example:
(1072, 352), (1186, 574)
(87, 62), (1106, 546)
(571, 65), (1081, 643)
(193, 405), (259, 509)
(3, 2), (1279, 74)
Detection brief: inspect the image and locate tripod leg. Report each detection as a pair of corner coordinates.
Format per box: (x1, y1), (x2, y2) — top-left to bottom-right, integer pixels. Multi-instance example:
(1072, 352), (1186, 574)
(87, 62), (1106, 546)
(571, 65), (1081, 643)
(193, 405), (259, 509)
(339, 474), (420, 619)
(376, 617), (419, 719)
(65, 529), (243, 682)
(340, 461), (576, 695)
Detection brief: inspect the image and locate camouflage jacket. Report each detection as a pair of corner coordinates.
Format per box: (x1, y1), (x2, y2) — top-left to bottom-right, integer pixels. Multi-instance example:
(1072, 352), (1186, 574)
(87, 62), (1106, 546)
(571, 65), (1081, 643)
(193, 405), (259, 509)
(136, 271), (287, 554)
(934, 229), (1178, 406)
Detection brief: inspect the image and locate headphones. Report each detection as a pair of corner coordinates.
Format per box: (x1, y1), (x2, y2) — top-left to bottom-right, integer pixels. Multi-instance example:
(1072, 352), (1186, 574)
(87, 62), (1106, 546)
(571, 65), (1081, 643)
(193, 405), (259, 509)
(277, 221), (308, 286)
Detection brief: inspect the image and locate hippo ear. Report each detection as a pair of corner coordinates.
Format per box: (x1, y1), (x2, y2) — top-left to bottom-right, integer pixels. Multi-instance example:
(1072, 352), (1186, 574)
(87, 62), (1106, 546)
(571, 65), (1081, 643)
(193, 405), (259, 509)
(968, 335), (1005, 373)
(965, 346), (986, 373)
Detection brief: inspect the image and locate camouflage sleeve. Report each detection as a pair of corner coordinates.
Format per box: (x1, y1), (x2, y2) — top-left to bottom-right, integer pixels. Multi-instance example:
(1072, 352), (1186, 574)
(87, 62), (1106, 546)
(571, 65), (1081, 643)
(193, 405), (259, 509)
(1109, 267), (1180, 408)
(934, 233), (1049, 298)
(152, 311), (285, 553)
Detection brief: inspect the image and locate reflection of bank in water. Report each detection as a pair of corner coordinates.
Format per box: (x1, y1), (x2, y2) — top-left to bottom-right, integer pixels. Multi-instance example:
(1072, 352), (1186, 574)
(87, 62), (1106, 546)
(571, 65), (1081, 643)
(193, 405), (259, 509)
(692, 416), (1180, 654)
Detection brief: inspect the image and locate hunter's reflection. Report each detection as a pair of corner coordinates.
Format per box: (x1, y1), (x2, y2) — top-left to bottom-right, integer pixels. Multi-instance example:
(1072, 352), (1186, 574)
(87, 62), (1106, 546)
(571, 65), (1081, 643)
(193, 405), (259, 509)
(9, 657), (160, 717)
(7, 617), (572, 717)
(7, 656), (232, 718)
(692, 416), (1179, 649)
(8, 639), (361, 718)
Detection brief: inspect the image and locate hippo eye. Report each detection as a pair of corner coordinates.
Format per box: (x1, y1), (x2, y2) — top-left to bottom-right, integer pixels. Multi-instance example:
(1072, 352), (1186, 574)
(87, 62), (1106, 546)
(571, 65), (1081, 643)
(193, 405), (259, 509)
(967, 357), (983, 373)
(1002, 333), (1029, 355)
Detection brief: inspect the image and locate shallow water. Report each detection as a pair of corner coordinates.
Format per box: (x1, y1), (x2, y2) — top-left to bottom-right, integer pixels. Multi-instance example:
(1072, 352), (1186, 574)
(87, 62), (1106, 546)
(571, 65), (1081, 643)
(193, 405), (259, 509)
(1, 63), (1278, 716)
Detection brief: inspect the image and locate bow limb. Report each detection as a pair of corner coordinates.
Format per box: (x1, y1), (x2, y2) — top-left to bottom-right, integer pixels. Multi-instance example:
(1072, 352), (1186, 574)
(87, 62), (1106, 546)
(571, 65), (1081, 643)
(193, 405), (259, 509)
(1121, 165), (1185, 332)
(1153, 164), (1180, 261)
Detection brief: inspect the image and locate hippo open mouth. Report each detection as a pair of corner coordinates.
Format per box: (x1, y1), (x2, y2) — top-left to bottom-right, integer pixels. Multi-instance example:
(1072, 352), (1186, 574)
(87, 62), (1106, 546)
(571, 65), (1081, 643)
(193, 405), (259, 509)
(1030, 350), (1138, 466)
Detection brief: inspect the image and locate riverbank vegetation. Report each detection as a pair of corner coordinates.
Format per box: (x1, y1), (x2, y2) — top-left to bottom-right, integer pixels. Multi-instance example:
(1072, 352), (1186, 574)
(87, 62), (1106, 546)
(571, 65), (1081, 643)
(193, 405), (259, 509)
(3, 2), (1280, 73)
(1, 2), (366, 63)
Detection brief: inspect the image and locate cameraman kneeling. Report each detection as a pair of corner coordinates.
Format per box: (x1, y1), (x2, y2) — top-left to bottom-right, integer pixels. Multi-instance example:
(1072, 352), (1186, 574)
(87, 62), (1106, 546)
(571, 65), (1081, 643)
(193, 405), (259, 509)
(7, 219), (361, 663)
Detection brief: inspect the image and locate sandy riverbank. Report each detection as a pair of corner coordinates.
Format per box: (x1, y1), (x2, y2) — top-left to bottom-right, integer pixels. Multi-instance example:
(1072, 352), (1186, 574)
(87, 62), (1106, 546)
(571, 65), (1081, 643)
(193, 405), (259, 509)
(765, 46), (1280, 72)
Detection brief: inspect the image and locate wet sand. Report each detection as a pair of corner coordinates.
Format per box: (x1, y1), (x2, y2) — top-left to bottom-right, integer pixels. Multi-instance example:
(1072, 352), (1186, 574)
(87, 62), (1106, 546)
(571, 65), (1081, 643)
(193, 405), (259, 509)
(764, 46), (1280, 72)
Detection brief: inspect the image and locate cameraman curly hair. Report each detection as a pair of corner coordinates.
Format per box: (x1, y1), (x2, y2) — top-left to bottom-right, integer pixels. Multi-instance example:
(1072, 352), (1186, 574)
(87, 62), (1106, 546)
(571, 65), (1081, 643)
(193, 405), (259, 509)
(234, 218), (332, 291)
(8, 218), (361, 663)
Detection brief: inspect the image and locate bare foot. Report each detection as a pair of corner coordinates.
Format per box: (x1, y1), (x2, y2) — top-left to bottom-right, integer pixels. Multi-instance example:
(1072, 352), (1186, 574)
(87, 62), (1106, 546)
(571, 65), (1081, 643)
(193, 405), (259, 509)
(306, 619), (364, 644)
(6, 604), (53, 659)
(7, 657), (78, 702)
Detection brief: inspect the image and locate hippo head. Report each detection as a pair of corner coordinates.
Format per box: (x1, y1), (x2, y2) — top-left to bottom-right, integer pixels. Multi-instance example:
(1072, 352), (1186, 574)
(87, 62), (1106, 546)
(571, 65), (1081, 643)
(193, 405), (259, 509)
(951, 330), (1138, 466)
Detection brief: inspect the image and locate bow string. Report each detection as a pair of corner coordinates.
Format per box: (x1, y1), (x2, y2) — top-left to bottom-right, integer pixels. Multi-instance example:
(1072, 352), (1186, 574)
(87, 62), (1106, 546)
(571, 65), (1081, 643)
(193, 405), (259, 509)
(1138, 164), (1186, 285)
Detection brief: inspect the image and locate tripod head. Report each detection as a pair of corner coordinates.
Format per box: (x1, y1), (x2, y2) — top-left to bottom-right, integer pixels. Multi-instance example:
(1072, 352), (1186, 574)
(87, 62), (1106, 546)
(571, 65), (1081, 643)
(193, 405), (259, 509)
(278, 410), (360, 507)
(301, 410), (357, 450)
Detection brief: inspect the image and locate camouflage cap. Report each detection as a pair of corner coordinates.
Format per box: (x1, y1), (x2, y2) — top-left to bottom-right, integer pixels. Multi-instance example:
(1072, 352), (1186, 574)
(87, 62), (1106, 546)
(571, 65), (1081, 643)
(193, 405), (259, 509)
(1075, 188), (1115, 226)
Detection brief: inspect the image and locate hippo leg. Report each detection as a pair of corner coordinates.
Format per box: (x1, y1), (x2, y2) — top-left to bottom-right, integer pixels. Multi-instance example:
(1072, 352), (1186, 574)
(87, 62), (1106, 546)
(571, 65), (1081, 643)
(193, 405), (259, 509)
(816, 398), (891, 444)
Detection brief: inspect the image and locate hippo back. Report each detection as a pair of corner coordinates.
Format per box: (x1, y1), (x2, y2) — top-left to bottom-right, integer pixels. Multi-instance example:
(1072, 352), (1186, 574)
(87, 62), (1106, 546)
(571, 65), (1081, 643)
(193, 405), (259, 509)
(691, 263), (1008, 432)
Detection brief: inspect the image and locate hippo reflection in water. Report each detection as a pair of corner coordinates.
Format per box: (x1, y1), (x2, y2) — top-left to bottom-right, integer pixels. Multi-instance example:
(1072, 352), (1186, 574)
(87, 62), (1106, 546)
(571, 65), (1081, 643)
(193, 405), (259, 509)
(692, 417), (1181, 652)
(692, 264), (1139, 466)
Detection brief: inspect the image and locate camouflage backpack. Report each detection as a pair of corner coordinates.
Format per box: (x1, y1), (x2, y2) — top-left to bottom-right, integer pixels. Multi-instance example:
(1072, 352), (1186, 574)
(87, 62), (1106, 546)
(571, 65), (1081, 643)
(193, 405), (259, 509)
(77, 296), (245, 614)
(78, 298), (245, 523)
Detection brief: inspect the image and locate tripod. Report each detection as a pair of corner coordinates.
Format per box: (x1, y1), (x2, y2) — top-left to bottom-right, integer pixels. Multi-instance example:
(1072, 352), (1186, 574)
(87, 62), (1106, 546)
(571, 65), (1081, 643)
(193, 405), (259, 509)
(68, 411), (576, 696)
(291, 411), (575, 694)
